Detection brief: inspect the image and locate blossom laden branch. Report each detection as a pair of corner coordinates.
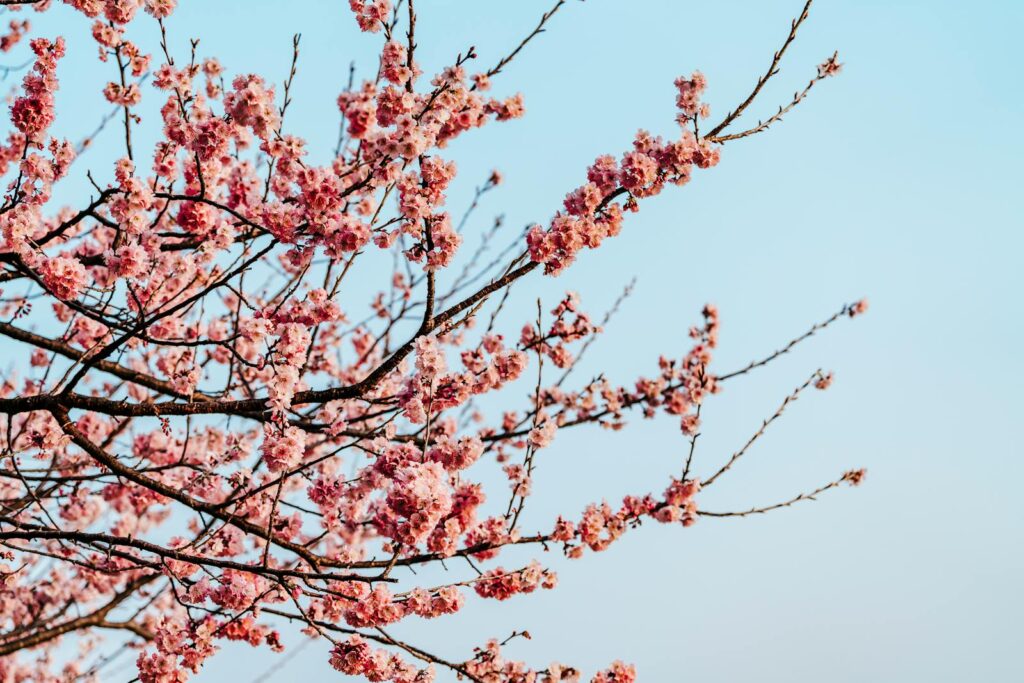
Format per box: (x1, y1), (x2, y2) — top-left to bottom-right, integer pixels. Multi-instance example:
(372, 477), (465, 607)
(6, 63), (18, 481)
(0, 1), (864, 681)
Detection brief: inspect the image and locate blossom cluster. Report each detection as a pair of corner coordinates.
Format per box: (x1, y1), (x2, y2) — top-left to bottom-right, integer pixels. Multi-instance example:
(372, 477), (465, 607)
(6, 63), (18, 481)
(527, 72), (721, 274)
(0, 1), (857, 681)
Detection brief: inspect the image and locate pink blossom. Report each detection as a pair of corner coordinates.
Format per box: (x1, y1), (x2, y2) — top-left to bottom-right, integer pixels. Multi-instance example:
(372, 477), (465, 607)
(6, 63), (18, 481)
(137, 651), (189, 683)
(10, 37), (65, 142)
(0, 20), (30, 53)
(105, 0), (143, 24)
(474, 561), (556, 601)
(591, 661), (637, 683)
(144, 0), (176, 18)
(818, 52), (843, 78)
(381, 41), (412, 85)
(849, 298), (869, 317)
(414, 335), (446, 378)
(349, 0), (391, 33)
(528, 418), (557, 449)
(381, 461), (453, 546)
(40, 256), (87, 300)
(224, 74), (280, 140)
(259, 424), (306, 472)
(675, 70), (708, 119)
(428, 435), (483, 471)
(843, 468), (867, 486)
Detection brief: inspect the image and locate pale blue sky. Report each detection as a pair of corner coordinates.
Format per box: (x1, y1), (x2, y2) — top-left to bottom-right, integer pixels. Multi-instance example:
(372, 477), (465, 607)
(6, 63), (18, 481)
(13, 0), (1024, 680)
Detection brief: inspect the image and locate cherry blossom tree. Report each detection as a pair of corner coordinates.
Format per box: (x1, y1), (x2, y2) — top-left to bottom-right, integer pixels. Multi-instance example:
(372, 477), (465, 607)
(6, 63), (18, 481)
(0, 0), (866, 681)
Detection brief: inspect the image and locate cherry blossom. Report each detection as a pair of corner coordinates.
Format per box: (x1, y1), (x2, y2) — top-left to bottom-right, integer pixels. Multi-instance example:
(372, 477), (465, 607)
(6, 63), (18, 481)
(0, 2), (863, 681)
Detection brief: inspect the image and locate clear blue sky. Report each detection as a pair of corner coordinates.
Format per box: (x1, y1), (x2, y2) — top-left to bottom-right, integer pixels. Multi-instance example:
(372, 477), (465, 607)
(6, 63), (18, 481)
(16, 0), (1023, 680)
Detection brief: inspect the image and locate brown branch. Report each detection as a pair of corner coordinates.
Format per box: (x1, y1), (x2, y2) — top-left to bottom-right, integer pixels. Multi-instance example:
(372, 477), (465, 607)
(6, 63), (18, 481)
(49, 406), (340, 571)
(707, 53), (836, 144)
(0, 321), (216, 402)
(0, 574), (156, 657)
(0, 260), (539, 420)
(0, 522), (388, 583)
(479, 0), (568, 84)
(716, 301), (858, 382)
(703, 370), (823, 487)
(705, 0), (813, 139)
(699, 475), (848, 518)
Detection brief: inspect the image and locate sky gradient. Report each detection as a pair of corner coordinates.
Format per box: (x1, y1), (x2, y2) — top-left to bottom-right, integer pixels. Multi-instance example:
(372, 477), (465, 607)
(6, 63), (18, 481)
(14, 0), (1024, 680)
